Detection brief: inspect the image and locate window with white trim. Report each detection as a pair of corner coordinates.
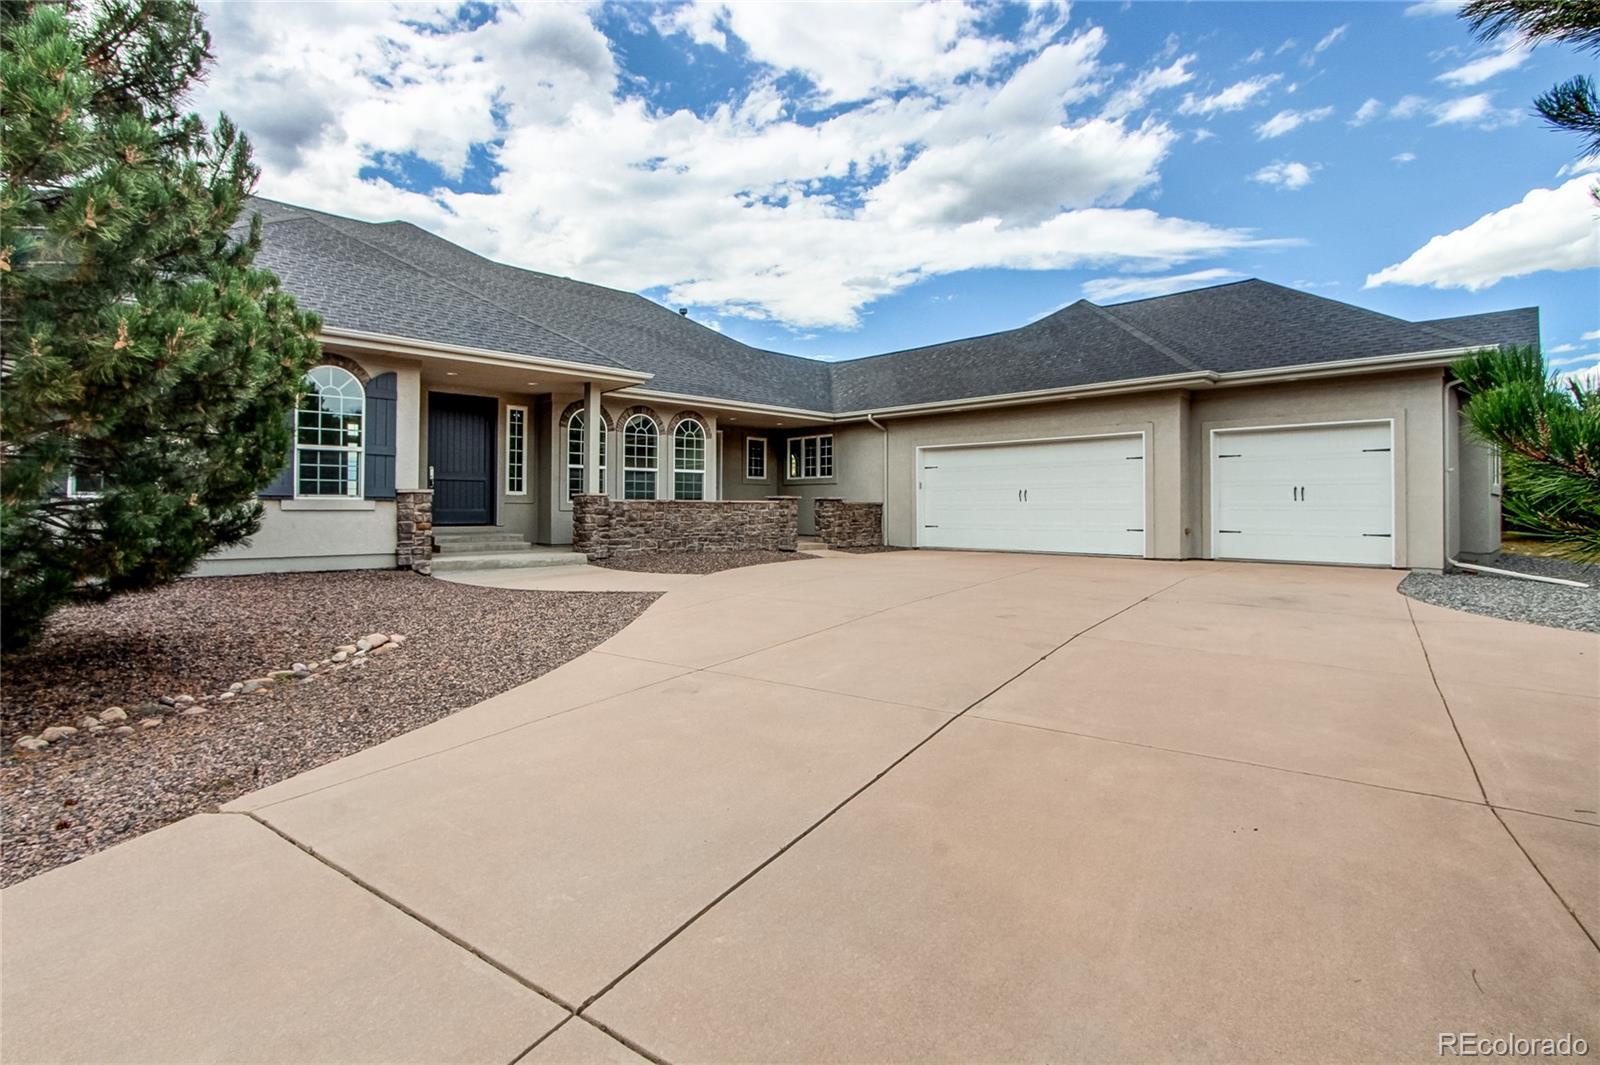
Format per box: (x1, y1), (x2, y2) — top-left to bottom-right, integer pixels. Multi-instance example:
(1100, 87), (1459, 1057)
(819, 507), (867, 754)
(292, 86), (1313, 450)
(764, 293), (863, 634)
(674, 420), (707, 500)
(566, 411), (607, 498)
(745, 437), (767, 480)
(506, 405), (527, 495)
(786, 433), (833, 480)
(623, 414), (658, 500)
(295, 365), (364, 497)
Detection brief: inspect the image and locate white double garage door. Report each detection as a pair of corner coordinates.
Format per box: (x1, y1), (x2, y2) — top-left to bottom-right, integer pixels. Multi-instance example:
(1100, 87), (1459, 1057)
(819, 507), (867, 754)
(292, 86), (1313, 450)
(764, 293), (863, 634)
(916, 421), (1394, 566)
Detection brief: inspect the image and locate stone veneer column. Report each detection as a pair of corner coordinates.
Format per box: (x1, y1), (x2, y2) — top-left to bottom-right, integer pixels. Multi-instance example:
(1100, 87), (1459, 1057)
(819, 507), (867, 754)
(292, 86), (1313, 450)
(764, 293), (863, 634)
(396, 489), (434, 574)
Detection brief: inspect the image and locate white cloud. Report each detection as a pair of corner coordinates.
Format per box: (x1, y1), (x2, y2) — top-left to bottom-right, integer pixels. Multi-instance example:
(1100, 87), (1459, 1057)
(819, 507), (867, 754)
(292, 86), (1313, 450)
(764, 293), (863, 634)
(1251, 160), (1318, 189)
(1584, 330), (1600, 341)
(1082, 268), (1245, 302)
(1555, 360), (1600, 388)
(199, 2), (1275, 331)
(1431, 92), (1521, 128)
(1192, 128), (1216, 143)
(1366, 175), (1600, 292)
(663, 1), (1020, 103)
(1255, 106), (1334, 139)
(1547, 343), (1578, 353)
(1349, 98), (1383, 126)
(1313, 25), (1349, 53)
(1405, 1), (1459, 15)
(1177, 74), (1280, 116)
(1391, 95), (1431, 119)
(1243, 48), (1265, 64)
(1557, 155), (1600, 178)
(1101, 53), (1196, 118)
(1437, 39), (1531, 86)
(1393, 151), (1418, 163)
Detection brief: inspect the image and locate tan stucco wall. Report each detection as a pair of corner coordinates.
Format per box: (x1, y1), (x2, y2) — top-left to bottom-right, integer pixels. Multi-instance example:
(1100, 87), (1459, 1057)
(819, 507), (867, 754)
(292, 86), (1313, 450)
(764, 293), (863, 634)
(1454, 404), (1503, 559)
(196, 501), (397, 575)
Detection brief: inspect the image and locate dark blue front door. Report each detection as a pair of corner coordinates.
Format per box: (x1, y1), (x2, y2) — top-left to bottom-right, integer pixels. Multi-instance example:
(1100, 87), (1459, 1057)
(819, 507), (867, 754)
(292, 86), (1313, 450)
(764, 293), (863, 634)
(428, 392), (496, 525)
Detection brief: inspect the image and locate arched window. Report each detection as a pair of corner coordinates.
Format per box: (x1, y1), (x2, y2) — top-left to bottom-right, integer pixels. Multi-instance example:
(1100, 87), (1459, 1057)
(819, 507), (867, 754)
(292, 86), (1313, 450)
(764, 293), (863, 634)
(566, 411), (607, 498)
(622, 414), (658, 499)
(296, 365), (364, 497)
(673, 419), (707, 500)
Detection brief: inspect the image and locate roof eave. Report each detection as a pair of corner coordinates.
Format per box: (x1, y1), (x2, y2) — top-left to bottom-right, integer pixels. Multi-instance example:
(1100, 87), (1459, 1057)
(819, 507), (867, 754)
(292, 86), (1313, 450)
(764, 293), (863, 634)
(318, 325), (652, 387)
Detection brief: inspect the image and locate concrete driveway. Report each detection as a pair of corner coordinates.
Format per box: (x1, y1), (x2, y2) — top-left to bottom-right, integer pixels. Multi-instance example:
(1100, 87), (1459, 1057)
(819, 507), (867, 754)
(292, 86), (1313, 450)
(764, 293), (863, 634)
(3, 551), (1596, 1063)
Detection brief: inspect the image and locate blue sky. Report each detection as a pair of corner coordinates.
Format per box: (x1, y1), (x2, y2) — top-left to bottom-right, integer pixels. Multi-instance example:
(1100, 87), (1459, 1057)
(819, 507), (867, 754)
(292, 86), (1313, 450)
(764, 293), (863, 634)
(200, 1), (1598, 372)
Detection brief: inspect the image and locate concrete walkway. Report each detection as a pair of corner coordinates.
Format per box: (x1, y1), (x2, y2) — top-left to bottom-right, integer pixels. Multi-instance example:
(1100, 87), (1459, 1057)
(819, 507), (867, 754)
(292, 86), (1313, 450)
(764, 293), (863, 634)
(3, 552), (1596, 1063)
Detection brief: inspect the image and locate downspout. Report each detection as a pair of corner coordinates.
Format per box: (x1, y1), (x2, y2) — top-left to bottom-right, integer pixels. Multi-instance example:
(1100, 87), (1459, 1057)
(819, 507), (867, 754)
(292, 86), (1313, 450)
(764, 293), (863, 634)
(1442, 378), (1590, 588)
(867, 414), (889, 546)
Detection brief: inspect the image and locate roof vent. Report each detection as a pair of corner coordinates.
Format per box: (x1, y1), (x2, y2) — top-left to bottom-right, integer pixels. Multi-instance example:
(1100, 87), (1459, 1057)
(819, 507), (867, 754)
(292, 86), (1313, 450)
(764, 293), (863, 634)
(678, 307), (689, 316)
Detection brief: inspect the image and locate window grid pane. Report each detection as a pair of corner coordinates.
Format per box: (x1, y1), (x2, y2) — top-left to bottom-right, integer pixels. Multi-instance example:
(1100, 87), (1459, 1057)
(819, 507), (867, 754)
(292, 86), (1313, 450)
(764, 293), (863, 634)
(567, 414), (608, 498)
(675, 471), (704, 500)
(745, 438), (765, 479)
(507, 408), (526, 494)
(296, 366), (363, 497)
(623, 416), (657, 500)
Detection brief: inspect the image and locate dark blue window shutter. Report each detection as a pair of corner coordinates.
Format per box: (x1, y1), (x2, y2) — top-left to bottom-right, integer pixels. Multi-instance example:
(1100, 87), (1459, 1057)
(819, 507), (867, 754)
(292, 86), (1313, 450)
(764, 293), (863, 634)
(364, 372), (398, 500)
(259, 410), (295, 499)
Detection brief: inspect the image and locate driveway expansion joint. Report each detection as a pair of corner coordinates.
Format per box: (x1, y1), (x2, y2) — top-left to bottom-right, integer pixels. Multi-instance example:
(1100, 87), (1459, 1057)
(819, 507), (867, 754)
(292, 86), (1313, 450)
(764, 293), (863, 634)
(236, 811), (582, 1013)
(577, 569), (1202, 1016)
(1406, 600), (1600, 954)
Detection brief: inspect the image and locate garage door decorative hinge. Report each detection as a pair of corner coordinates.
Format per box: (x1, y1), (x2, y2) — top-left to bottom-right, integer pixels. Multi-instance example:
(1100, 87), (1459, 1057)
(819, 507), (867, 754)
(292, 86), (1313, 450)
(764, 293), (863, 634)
(1362, 533), (1391, 538)
(1217, 453), (1242, 459)
(1362, 447), (1392, 453)
(1126, 528), (1144, 533)
(923, 524), (940, 529)
(1218, 529), (1242, 534)
(1126, 455), (1143, 460)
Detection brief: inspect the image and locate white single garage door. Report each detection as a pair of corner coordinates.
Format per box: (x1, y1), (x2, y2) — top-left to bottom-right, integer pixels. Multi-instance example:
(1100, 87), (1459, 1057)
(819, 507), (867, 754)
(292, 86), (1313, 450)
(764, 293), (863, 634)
(918, 435), (1145, 555)
(1211, 421), (1394, 566)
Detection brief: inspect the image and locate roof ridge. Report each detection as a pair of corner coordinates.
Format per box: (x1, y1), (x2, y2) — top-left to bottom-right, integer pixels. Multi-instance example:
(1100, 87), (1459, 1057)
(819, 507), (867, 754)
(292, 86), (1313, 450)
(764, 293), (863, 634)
(300, 212), (631, 371)
(1085, 302), (1206, 374)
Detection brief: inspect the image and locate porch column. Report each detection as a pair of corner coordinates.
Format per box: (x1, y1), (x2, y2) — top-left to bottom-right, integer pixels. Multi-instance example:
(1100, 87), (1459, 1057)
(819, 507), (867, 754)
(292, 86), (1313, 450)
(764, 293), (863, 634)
(583, 381), (603, 495)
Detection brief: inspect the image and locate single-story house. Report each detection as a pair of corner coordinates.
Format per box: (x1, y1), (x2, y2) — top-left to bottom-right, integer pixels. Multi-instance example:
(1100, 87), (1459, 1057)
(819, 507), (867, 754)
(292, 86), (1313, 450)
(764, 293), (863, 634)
(197, 197), (1536, 575)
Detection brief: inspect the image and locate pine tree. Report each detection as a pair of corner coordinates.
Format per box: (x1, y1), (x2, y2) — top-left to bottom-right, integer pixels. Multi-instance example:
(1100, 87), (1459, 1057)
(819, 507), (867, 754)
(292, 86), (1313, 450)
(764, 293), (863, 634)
(1462, 0), (1600, 155)
(1, 0), (320, 650)
(1452, 346), (1600, 560)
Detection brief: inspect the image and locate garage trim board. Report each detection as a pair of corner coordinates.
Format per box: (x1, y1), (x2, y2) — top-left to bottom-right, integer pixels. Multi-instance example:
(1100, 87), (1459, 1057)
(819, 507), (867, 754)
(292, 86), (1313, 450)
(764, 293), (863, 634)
(1209, 419), (1396, 567)
(915, 431), (1148, 557)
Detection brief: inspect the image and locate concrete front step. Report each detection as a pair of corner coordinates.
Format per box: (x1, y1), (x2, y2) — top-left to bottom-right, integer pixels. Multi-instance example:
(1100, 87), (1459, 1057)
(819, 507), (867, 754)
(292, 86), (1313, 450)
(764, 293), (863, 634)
(433, 539), (536, 554)
(430, 551), (587, 573)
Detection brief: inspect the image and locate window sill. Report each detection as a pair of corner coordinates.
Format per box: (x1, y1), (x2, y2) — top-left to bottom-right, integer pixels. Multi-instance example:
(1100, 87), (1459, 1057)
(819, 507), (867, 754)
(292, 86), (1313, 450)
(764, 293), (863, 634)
(281, 498), (378, 511)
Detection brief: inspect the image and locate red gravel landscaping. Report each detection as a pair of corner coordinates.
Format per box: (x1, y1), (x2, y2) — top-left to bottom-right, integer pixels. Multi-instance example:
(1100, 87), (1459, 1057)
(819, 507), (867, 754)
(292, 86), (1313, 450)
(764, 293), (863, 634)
(0, 571), (657, 886)
(594, 549), (819, 574)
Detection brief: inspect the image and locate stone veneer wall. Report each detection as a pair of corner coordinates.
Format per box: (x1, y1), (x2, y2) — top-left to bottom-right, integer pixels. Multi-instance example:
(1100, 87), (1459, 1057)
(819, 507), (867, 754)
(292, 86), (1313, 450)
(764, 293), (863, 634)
(573, 495), (798, 560)
(813, 498), (883, 548)
(396, 489), (434, 574)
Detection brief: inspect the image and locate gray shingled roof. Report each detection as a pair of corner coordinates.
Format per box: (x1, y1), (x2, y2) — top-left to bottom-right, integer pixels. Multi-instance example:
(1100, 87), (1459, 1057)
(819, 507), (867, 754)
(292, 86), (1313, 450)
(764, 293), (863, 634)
(249, 199), (1539, 415)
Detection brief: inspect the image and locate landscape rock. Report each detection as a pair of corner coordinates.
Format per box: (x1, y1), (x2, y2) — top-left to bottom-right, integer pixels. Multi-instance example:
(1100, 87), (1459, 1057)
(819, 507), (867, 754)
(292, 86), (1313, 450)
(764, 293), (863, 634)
(335, 644), (358, 655)
(157, 696), (176, 707)
(331, 650), (348, 663)
(99, 707), (126, 722)
(239, 678), (274, 694)
(180, 707), (207, 717)
(173, 694), (195, 707)
(139, 718), (161, 729)
(133, 701), (168, 718)
(112, 726), (135, 736)
(292, 662), (309, 674)
(370, 643), (397, 656)
(363, 632), (389, 649)
(78, 716), (100, 729)
(13, 737), (48, 753)
(87, 724), (106, 733)
(388, 634), (406, 645)
(228, 682), (244, 694)
(217, 691), (235, 701)
(38, 726), (78, 742)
